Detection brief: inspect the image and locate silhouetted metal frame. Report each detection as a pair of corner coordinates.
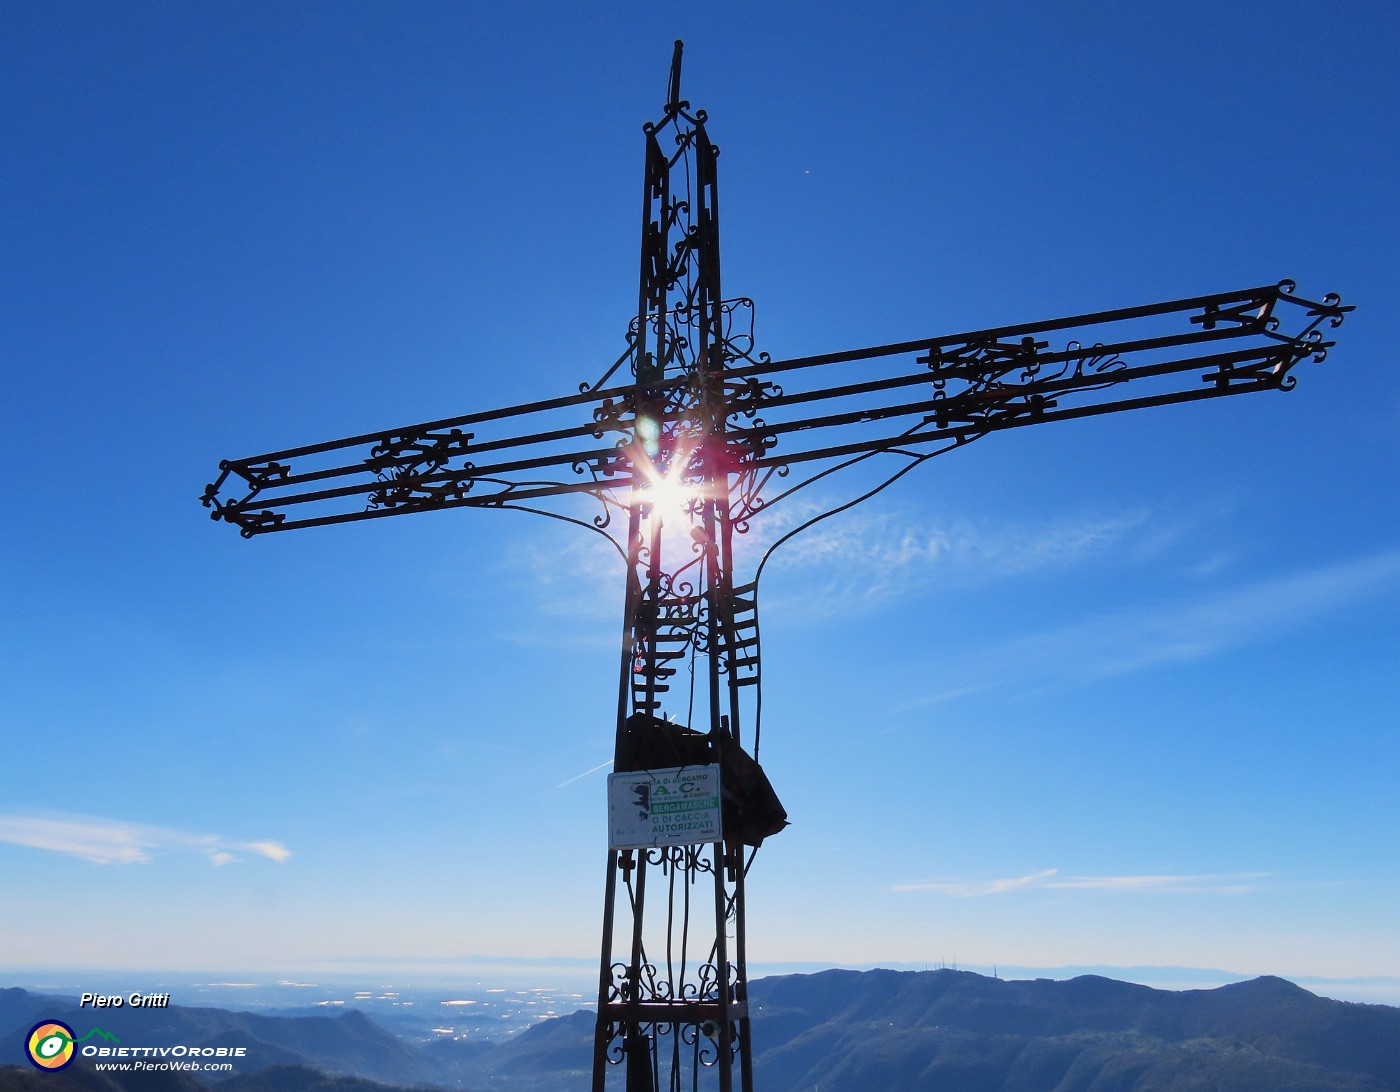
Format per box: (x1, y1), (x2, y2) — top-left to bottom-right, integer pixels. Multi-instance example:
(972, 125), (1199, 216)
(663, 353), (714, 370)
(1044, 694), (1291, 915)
(201, 39), (1351, 1092)
(201, 282), (1348, 540)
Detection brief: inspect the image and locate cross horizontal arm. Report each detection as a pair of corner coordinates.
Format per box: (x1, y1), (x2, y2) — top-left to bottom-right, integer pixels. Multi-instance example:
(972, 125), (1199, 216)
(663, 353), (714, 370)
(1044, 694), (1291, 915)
(199, 345), (669, 535)
(732, 283), (1323, 379)
(722, 281), (1349, 474)
(201, 281), (1347, 538)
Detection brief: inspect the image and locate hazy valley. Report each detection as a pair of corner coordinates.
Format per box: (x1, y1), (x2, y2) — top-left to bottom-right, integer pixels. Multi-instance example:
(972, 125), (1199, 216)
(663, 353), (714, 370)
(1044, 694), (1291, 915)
(5, 968), (1400, 1091)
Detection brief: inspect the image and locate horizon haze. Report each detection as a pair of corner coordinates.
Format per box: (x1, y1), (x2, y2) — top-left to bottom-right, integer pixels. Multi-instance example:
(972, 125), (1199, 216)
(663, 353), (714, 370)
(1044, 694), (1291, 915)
(3, 1), (1396, 997)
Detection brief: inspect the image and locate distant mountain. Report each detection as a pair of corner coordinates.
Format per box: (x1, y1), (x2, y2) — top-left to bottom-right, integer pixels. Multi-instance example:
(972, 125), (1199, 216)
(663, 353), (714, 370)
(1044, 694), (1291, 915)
(0, 1062), (423, 1092)
(433, 969), (1400, 1091)
(745, 969), (1400, 1091)
(0, 990), (433, 1087)
(0, 1059), (207, 1091)
(5, 970), (1399, 1091)
(215, 1065), (430, 1091)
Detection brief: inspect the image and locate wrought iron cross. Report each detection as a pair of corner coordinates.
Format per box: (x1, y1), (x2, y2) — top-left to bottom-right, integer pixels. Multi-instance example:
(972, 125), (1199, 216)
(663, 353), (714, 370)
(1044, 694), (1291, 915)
(202, 42), (1350, 1092)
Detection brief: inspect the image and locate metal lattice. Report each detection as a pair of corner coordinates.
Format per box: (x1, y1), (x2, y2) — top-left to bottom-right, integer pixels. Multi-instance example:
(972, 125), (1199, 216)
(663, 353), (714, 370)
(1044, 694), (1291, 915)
(202, 41), (1351, 1092)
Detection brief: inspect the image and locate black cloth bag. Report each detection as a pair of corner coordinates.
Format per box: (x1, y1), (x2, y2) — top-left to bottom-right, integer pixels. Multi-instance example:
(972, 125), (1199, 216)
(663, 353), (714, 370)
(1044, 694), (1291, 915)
(615, 713), (788, 847)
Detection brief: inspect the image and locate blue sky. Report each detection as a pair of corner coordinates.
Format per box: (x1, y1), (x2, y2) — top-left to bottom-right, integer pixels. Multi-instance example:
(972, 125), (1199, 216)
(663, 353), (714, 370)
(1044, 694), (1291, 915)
(3, 2), (1397, 996)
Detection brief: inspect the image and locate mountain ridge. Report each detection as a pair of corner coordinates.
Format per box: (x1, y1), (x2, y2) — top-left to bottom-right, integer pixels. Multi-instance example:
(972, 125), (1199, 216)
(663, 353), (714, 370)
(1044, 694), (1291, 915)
(4, 969), (1398, 1090)
(746, 969), (1400, 1090)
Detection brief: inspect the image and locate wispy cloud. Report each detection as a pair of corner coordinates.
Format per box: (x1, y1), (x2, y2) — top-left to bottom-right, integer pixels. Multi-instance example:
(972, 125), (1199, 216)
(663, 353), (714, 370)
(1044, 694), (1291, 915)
(892, 868), (1060, 896)
(899, 547), (1400, 709)
(243, 840), (293, 863)
(892, 868), (1271, 897)
(505, 527), (626, 644)
(0, 812), (292, 867)
(749, 504), (1158, 615)
(505, 495), (1164, 630)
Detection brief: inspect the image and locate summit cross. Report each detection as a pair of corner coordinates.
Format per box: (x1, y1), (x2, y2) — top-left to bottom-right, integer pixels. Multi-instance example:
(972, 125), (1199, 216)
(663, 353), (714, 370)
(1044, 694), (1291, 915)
(202, 41), (1351, 1092)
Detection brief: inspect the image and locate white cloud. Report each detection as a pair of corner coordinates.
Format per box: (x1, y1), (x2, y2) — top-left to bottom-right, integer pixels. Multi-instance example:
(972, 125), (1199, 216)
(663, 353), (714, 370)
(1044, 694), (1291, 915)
(504, 525), (627, 642)
(749, 503), (1157, 615)
(504, 490), (1165, 634)
(899, 547), (1400, 709)
(892, 868), (1270, 897)
(1046, 873), (1269, 895)
(0, 812), (292, 867)
(0, 815), (153, 865)
(244, 840), (293, 863)
(891, 868), (1060, 897)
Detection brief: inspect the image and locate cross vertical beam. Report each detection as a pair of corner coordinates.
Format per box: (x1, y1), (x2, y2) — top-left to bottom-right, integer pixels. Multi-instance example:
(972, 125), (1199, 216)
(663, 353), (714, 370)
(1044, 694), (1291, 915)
(593, 42), (758, 1091)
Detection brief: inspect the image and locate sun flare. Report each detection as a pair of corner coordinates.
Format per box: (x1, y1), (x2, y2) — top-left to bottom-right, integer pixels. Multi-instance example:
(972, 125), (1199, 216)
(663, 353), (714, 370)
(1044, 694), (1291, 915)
(639, 463), (702, 526)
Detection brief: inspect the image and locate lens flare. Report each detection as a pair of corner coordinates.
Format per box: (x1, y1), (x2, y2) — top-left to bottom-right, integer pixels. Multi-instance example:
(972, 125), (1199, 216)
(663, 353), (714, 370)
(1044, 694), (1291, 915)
(635, 432), (707, 528)
(642, 468), (699, 525)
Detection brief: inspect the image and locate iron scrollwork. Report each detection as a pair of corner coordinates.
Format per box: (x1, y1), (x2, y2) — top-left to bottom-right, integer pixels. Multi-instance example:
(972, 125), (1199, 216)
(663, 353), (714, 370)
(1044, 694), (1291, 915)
(201, 42), (1354, 1092)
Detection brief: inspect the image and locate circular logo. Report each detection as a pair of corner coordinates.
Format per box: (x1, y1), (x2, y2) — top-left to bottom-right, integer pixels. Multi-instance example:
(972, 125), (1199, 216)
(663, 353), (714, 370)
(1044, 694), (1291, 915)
(27, 1020), (76, 1070)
